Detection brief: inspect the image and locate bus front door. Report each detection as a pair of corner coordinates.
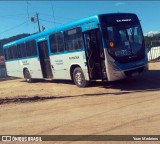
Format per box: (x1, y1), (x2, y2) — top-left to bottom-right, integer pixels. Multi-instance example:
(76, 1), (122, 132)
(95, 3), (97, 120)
(84, 29), (106, 80)
(38, 41), (53, 78)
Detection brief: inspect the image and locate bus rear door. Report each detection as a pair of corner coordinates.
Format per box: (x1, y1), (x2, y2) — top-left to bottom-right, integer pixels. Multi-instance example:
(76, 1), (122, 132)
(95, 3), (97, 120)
(37, 40), (53, 78)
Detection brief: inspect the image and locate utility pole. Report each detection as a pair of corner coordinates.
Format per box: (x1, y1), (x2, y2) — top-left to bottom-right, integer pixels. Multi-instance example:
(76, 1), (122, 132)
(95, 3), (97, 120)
(35, 13), (41, 32)
(31, 12), (41, 32)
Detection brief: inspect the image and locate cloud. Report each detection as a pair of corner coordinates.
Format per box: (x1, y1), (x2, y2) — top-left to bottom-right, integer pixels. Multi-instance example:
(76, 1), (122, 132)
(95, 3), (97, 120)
(115, 2), (125, 7)
(144, 31), (160, 37)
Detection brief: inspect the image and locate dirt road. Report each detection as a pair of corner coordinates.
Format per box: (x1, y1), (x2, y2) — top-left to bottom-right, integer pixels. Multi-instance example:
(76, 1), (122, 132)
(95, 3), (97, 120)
(0, 62), (160, 143)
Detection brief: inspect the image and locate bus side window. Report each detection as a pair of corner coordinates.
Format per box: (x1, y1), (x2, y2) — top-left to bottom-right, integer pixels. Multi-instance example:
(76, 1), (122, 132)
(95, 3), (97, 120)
(4, 48), (8, 60)
(30, 40), (37, 56)
(26, 40), (37, 57)
(8, 47), (13, 60)
(64, 27), (83, 51)
(17, 45), (21, 58)
(22, 43), (27, 57)
(49, 32), (64, 53)
(26, 41), (32, 57)
(49, 34), (57, 53)
(11, 45), (17, 59)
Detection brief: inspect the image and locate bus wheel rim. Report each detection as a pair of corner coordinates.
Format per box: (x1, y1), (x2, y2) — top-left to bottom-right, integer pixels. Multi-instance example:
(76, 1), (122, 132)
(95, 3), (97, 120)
(75, 72), (84, 85)
(25, 71), (30, 81)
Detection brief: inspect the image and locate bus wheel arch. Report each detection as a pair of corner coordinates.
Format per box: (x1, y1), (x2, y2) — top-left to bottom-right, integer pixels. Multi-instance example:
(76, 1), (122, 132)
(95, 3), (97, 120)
(70, 65), (89, 88)
(70, 65), (80, 81)
(23, 68), (33, 83)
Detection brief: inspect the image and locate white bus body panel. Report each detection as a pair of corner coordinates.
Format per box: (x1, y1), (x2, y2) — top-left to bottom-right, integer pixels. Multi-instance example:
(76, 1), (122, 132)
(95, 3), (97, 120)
(6, 57), (43, 79)
(50, 51), (89, 80)
(18, 57), (43, 78)
(5, 60), (21, 77)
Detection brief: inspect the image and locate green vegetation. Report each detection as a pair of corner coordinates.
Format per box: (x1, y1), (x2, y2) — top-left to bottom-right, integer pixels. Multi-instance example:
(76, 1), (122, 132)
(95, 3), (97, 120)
(144, 33), (160, 48)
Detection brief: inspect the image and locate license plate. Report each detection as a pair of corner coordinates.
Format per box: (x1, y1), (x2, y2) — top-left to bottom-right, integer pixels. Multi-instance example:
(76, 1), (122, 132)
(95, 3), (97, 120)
(132, 72), (139, 76)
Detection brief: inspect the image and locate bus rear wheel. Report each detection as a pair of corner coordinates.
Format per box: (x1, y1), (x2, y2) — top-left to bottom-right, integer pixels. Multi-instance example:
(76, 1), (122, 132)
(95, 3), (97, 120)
(73, 67), (88, 88)
(24, 69), (33, 83)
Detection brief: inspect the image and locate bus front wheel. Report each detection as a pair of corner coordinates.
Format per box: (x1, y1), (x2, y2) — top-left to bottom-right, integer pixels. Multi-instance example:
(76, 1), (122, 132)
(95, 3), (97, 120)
(24, 69), (33, 83)
(73, 67), (88, 88)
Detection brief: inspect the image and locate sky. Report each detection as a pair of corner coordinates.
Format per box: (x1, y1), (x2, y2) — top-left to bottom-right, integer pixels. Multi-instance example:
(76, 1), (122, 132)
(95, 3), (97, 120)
(0, 1), (160, 39)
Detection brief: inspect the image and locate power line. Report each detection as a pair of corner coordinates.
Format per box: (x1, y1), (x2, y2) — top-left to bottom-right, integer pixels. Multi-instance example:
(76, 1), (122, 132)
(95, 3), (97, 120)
(40, 13), (76, 21)
(0, 14), (26, 17)
(26, 0), (30, 22)
(39, 18), (63, 25)
(0, 21), (28, 34)
(50, 0), (55, 26)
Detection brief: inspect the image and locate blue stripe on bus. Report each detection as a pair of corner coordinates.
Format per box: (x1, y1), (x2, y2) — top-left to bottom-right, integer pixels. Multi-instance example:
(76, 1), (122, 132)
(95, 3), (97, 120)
(49, 49), (85, 56)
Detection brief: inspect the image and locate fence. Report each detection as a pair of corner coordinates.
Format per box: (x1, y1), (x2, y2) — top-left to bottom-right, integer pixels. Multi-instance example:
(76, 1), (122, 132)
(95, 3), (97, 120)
(0, 65), (7, 78)
(147, 46), (160, 61)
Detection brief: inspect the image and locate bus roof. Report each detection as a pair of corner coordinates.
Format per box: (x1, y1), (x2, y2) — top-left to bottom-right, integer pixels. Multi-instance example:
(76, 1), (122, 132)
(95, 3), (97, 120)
(3, 13), (136, 48)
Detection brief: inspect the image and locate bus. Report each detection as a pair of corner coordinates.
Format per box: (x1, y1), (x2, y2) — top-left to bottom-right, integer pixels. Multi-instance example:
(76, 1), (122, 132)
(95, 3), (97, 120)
(3, 13), (148, 87)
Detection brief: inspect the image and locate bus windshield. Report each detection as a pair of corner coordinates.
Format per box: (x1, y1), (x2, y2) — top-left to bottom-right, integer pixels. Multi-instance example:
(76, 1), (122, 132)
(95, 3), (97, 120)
(105, 24), (143, 57)
(100, 14), (145, 60)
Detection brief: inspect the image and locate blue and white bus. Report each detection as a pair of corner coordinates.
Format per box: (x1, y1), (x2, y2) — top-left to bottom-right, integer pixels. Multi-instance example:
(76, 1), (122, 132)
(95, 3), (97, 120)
(3, 13), (148, 87)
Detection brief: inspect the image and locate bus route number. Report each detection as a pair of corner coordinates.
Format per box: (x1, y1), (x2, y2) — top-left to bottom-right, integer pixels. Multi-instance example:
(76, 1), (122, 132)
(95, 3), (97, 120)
(69, 56), (79, 60)
(22, 61), (29, 66)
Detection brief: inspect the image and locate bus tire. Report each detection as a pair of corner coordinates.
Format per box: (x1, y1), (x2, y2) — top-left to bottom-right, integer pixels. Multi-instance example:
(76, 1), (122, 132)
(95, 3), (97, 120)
(24, 69), (33, 83)
(73, 67), (88, 88)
